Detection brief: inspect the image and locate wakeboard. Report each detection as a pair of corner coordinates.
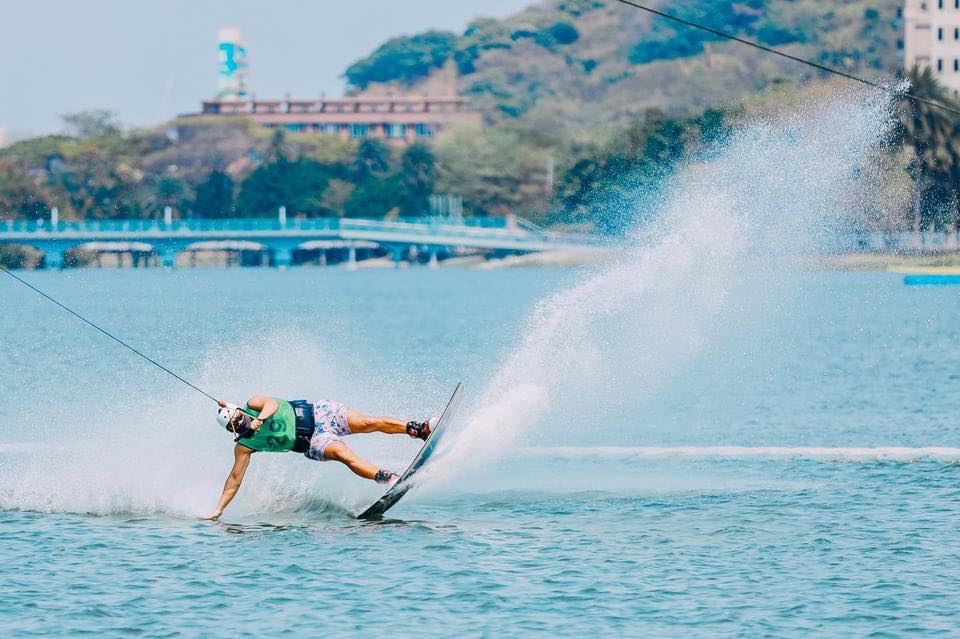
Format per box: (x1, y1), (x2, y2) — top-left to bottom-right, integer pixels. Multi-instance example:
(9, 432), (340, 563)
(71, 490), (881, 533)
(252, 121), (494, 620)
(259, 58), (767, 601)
(357, 383), (463, 519)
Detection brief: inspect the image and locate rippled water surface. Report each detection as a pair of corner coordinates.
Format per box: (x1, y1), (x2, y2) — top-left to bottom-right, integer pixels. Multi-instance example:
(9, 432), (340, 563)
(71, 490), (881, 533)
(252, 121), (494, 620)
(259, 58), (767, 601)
(1, 267), (959, 637)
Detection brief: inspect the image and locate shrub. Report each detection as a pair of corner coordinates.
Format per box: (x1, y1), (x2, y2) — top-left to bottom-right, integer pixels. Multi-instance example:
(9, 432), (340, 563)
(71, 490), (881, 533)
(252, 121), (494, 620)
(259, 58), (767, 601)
(344, 31), (457, 89)
(0, 244), (44, 269)
(547, 22), (580, 46)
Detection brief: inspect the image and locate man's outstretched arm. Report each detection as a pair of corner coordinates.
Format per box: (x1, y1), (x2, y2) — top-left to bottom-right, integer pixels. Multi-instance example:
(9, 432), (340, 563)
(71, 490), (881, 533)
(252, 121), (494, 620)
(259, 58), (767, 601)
(246, 395), (279, 431)
(205, 444), (253, 520)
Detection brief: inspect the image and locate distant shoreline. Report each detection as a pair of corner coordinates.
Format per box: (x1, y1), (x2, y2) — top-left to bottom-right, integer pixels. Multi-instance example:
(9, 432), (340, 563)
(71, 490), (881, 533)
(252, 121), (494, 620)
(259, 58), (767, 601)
(809, 253), (960, 273)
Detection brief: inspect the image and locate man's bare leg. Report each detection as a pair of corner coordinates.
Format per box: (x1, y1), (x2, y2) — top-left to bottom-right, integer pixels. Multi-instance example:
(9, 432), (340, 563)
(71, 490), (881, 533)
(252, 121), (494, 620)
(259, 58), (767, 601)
(323, 441), (379, 480)
(346, 410), (408, 435)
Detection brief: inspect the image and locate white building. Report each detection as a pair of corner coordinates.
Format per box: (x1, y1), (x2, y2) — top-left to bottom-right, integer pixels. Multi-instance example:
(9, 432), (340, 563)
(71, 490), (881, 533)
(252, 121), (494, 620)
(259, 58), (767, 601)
(903, 0), (960, 95)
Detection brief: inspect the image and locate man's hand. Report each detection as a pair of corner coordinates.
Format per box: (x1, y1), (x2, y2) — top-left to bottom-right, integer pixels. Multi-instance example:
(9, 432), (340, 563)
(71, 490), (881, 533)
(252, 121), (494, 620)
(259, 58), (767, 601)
(250, 418), (263, 432)
(203, 509), (224, 521)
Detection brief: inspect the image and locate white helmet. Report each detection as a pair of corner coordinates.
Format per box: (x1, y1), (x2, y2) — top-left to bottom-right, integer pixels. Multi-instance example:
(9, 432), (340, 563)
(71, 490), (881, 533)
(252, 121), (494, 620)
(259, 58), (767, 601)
(216, 402), (239, 430)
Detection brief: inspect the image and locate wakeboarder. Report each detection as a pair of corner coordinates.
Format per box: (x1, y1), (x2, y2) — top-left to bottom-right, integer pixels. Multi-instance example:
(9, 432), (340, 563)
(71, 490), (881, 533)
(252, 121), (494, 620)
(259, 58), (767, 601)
(206, 395), (433, 520)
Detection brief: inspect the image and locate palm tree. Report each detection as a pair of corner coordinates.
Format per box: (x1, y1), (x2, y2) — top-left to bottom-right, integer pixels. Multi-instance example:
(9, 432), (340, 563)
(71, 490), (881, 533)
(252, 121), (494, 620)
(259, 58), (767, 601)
(896, 66), (960, 245)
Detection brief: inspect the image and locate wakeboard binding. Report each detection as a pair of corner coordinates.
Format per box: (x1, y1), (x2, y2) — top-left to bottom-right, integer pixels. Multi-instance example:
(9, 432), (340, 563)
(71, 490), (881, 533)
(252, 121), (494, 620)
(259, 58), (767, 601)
(405, 418), (434, 441)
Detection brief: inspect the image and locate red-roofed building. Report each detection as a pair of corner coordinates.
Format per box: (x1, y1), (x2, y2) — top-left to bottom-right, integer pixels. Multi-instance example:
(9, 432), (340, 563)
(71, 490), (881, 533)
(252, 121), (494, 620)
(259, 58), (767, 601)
(194, 96), (481, 144)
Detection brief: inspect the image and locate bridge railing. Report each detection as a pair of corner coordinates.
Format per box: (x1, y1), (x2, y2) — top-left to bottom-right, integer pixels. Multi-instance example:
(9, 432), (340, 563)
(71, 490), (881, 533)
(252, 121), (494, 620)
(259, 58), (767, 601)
(0, 215), (610, 249)
(0, 216), (512, 235)
(341, 218), (607, 246)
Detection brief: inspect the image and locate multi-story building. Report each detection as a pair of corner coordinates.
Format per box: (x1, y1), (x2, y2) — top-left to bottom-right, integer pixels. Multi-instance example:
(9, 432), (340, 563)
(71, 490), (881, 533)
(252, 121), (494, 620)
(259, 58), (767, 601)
(191, 27), (481, 143)
(196, 96), (482, 144)
(903, 0), (960, 95)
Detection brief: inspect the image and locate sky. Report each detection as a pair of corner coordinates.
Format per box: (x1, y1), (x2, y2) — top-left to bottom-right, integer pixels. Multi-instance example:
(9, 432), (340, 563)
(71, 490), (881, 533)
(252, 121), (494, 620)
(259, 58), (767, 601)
(0, 0), (531, 139)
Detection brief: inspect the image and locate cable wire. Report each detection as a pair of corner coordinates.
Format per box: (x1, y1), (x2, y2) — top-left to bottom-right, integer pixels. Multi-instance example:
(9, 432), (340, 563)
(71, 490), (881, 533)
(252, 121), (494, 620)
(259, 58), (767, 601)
(0, 263), (220, 405)
(614, 0), (960, 116)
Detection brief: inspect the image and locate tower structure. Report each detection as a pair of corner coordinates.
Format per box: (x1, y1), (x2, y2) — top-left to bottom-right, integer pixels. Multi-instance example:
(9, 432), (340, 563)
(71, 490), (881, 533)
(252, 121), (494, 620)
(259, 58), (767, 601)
(903, 0), (960, 95)
(217, 27), (250, 100)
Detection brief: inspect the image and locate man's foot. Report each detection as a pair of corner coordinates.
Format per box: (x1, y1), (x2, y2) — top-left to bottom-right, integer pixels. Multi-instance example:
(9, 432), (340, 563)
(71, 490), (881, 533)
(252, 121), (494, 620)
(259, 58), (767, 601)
(405, 417), (437, 441)
(375, 469), (400, 489)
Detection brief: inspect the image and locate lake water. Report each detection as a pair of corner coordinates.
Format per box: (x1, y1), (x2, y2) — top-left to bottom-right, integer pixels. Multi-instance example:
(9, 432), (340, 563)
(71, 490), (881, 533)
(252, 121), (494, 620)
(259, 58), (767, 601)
(4, 92), (959, 637)
(1, 266), (959, 638)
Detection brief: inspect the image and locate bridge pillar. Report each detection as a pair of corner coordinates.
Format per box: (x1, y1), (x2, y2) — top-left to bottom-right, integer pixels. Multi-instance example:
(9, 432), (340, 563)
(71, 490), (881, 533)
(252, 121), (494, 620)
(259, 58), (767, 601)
(157, 247), (178, 269)
(45, 247), (65, 270)
(390, 246), (406, 268)
(346, 247), (357, 271)
(427, 247), (439, 269)
(274, 248), (292, 268)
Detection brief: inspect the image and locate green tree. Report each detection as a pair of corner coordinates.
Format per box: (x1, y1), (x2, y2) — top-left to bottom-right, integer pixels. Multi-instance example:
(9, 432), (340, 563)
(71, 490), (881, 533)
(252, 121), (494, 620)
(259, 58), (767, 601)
(194, 170), (235, 218)
(342, 139), (400, 217)
(344, 175), (403, 217)
(345, 31), (457, 89)
(555, 109), (696, 232)
(237, 157), (332, 217)
(0, 161), (57, 219)
(895, 66), (960, 234)
(398, 143), (437, 215)
(155, 176), (190, 215)
(435, 125), (555, 220)
(62, 110), (122, 139)
(353, 139), (392, 181)
(535, 22), (579, 48)
(54, 146), (140, 219)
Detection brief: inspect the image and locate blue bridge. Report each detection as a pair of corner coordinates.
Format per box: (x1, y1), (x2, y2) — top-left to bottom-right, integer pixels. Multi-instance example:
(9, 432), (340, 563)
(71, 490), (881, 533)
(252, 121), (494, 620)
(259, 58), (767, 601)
(0, 216), (610, 268)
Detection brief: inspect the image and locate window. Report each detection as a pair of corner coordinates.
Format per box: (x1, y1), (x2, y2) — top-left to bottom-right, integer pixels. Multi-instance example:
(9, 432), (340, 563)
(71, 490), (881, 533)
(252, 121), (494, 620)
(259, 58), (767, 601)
(939, 27), (944, 39)
(415, 123), (435, 138)
(956, 0), (959, 8)
(938, 58), (944, 71)
(384, 123), (407, 138)
(940, 0), (944, 9)
(955, 27), (959, 39)
(350, 124), (370, 138)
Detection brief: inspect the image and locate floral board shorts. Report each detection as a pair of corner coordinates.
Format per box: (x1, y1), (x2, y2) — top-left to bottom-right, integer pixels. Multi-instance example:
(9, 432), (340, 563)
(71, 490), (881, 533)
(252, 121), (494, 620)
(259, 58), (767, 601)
(304, 400), (352, 461)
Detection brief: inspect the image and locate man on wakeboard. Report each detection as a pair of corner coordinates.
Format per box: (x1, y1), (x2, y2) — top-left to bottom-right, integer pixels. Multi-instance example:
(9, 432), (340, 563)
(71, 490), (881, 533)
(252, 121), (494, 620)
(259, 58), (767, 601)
(206, 395), (434, 520)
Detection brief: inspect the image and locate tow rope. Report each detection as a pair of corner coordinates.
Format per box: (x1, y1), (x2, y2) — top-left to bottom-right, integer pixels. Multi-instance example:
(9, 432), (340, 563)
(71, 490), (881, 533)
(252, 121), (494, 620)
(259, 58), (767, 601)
(0, 264), (220, 405)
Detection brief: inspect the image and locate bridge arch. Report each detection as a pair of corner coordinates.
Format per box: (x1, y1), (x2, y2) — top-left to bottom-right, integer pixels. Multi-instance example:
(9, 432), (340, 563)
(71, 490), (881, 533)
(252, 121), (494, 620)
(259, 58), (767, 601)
(293, 240), (384, 266)
(183, 240), (272, 267)
(65, 241), (159, 268)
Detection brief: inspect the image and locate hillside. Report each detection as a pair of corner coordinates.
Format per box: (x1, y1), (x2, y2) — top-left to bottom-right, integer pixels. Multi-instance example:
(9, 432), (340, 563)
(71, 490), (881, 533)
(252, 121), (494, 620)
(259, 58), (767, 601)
(0, 0), (924, 246)
(347, 0), (902, 136)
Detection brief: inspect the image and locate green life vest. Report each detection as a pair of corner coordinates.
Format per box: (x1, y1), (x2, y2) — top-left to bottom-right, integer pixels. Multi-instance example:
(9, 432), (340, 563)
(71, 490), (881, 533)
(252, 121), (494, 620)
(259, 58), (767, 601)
(237, 398), (297, 452)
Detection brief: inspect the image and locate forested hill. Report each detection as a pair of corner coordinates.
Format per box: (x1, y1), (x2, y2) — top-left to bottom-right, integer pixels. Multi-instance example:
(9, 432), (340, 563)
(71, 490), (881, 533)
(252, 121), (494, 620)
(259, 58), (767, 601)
(346, 0), (902, 132)
(0, 0), (915, 248)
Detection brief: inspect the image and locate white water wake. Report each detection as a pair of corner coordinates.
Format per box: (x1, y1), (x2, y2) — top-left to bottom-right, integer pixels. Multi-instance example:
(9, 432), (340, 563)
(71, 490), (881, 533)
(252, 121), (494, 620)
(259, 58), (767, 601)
(523, 446), (960, 463)
(435, 89), (899, 476)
